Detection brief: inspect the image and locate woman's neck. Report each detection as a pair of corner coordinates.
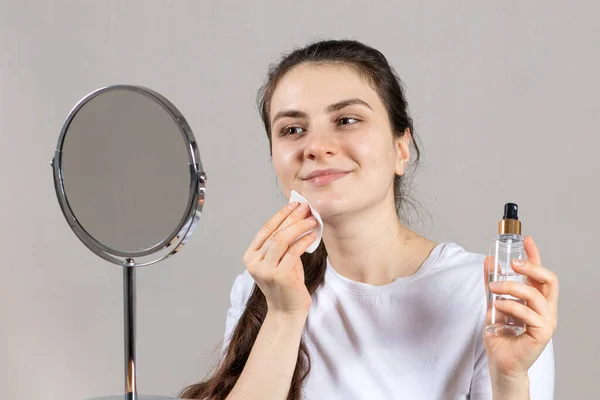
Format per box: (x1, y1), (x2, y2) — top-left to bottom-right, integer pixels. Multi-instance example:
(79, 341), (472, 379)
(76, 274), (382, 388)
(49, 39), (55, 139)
(322, 203), (437, 286)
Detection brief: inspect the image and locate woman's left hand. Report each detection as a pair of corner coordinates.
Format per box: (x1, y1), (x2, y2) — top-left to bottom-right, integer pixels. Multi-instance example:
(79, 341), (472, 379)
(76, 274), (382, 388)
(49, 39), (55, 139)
(483, 236), (559, 394)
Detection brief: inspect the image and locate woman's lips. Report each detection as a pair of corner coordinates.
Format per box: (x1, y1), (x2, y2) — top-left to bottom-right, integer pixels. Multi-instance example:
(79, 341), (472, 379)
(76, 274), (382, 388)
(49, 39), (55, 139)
(305, 171), (351, 186)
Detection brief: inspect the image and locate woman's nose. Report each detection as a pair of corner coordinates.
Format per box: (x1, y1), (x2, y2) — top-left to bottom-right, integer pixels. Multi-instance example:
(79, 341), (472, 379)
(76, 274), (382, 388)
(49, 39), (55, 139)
(303, 130), (339, 160)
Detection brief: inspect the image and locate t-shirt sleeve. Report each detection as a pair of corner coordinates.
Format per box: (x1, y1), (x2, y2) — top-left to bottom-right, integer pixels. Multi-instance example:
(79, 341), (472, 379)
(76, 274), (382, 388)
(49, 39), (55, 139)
(528, 339), (556, 399)
(469, 338), (556, 400)
(219, 270), (255, 360)
(469, 327), (493, 400)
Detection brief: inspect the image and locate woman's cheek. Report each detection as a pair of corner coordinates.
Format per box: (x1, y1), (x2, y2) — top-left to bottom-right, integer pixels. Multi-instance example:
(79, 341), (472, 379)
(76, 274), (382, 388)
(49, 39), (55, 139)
(272, 144), (299, 184)
(349, 130), (398, 177)
(350, 133), (381, 168)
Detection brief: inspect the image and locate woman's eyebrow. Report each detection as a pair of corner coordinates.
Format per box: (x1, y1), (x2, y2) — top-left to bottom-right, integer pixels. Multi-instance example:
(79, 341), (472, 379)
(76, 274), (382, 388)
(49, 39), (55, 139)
(271, 98), (372, 125)
(272, 110), (308, 126)
(326, 98), (372, 113)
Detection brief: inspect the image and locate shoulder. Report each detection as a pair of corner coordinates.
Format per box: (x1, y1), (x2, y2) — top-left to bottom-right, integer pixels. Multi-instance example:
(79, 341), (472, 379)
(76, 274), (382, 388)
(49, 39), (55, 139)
(220, 269), (256, 359)
(425, 242), (486, 284)
(436, 242), (486, 269)
(228, 269), (256, 309)
(419, 242), (488, 319)
(433, 244), (556, 398)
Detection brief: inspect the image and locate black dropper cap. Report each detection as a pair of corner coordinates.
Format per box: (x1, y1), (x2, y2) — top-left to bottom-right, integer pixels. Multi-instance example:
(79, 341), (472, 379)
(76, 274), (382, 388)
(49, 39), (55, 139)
(503, 203), (519, 220)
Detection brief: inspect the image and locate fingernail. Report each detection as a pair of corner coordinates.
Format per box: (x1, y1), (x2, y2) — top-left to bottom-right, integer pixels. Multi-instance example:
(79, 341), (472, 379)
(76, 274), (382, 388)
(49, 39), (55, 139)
(489, 282), (500, 289)
(288, 201), (299, 210)
(298, 203), (309, 211)
(512, 259), (525, 267)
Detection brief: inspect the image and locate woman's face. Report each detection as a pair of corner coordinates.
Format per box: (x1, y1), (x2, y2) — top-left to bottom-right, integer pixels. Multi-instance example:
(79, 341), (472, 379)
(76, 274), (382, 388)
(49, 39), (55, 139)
(269, 63), (410, 219)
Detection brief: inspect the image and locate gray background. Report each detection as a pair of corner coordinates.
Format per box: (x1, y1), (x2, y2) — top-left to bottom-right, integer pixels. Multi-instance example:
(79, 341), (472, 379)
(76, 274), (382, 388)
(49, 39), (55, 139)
(1, 1), (598, 399)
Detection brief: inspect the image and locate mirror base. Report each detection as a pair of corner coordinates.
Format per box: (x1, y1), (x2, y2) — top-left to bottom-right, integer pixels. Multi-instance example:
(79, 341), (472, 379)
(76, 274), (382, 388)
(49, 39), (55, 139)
(86, 396), (181, 400)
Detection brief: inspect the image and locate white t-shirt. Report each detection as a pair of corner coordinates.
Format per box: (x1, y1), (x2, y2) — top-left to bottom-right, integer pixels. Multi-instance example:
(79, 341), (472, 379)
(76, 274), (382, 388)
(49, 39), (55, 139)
(221, 242), (555, 399)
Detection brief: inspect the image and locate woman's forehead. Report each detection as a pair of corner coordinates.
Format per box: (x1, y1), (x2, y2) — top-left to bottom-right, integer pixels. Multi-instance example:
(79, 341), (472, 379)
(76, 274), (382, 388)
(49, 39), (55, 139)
(270, 63), (381, 115)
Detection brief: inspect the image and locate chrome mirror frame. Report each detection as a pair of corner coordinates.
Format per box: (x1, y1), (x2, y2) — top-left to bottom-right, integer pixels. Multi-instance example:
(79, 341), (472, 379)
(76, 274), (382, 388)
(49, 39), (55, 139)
(51, 85), (206, 268)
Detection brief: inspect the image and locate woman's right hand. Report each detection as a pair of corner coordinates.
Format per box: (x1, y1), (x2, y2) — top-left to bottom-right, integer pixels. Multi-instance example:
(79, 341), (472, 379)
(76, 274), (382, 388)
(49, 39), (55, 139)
(243, 201), (318, 319)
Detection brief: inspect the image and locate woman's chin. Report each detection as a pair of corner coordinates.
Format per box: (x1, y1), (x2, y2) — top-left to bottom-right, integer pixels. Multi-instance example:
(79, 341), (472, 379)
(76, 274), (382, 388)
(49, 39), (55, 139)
(293, 185), (356, 219)
(309, 198), (349, 220)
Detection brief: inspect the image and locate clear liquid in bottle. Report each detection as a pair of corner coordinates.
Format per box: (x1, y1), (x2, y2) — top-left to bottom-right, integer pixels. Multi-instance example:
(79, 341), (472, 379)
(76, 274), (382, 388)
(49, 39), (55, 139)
(485, 203), (527, 336)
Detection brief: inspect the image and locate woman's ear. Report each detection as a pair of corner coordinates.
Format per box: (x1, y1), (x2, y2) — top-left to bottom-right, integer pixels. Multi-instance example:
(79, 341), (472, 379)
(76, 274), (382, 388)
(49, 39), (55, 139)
(395, 128), (411, 176)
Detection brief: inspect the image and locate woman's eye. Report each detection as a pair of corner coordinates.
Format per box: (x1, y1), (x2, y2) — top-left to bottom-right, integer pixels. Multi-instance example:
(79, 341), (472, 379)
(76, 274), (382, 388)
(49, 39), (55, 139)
(338, 117), (358, 126)
(281, 126), (305, 136)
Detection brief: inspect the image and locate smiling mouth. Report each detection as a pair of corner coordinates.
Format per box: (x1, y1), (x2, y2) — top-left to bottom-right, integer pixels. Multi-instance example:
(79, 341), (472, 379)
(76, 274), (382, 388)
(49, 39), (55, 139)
(304, 171), (351, 186)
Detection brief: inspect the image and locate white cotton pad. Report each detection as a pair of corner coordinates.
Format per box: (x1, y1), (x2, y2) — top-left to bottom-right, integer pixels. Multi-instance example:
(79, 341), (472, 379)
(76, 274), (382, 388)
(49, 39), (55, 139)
(289, 190), (323, 253)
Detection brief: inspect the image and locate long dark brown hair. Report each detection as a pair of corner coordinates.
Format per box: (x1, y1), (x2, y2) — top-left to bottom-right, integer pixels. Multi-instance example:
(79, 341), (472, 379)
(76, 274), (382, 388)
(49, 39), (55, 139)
(180, 38), (422, 400)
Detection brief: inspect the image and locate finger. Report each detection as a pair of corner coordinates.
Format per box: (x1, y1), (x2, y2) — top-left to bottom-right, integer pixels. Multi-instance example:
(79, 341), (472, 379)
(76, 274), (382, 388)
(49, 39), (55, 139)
(249, 201), (300, 251)
(511, 260), (559, 307)
(257, 203), (312, 253)
(524, 236), (542, 266)
(489, 281), (552, 318)
(261, 204), (312, 255)
(278, 202), (312, 232)
(277, 232), (318, 276)
(262, 217), (317, 266)
(493, 298), (546, 330)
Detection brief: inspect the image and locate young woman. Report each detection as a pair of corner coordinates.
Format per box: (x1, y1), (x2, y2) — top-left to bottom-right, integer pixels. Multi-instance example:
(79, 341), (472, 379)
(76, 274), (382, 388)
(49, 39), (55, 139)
(181, 39), (558, 400)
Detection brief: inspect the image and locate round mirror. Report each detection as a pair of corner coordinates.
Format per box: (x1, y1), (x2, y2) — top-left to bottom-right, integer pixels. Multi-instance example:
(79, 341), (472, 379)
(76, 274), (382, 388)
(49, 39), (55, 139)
(52, 85), (206, 400)
(53, 85), (206, 267)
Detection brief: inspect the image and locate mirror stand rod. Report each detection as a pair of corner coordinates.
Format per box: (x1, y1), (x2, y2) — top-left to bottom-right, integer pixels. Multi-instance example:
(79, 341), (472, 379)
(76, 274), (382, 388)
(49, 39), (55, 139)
(124, 260), (137, 400)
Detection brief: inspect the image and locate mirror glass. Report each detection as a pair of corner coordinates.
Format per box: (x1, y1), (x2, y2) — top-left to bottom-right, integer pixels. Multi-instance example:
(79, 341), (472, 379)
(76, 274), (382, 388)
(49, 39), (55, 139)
(57, 87), (197, 257)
